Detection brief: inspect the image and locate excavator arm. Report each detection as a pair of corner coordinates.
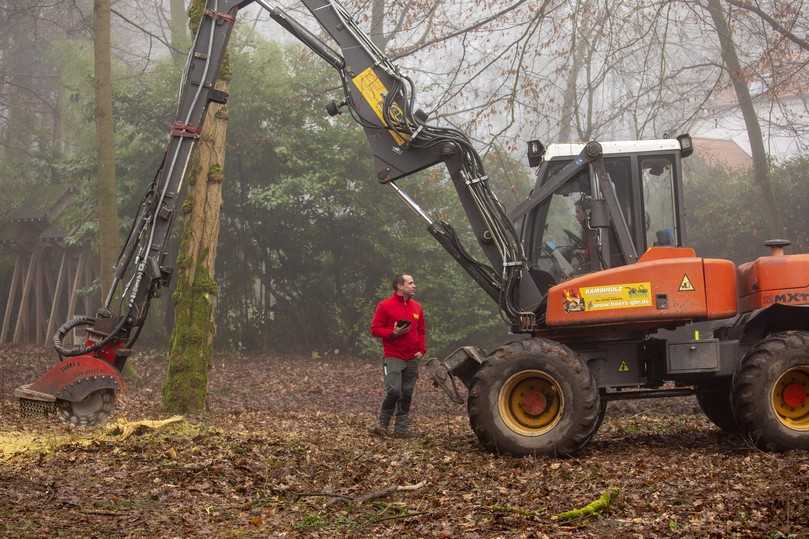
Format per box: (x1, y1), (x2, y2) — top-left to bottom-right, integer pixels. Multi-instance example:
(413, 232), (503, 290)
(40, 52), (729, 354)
(18, 0), (542, 423)
(73, 0), (542, 354)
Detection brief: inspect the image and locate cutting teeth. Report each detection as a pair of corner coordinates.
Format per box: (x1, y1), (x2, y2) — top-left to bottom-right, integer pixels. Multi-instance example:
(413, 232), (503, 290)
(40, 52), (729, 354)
(19, 398), (56, 417)
(57, 389), (116, 427)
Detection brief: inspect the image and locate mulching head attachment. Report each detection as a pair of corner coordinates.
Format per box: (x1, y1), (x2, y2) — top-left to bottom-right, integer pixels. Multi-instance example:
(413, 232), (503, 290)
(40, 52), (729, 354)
(15, 353), (124, 427)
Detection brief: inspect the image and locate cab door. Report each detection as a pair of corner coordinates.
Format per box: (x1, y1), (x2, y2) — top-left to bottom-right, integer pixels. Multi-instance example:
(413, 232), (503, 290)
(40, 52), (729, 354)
(639, 154), (683, 250)
(524, 156), (637, 288)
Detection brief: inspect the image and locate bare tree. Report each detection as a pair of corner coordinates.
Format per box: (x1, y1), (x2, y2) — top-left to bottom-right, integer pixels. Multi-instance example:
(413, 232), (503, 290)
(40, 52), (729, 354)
(1, 6), (38, 164)
(170, 0), (189, 63)
(724, 0), (809, 52)
(94, 0), (121, 297)
(704, 0), (782, 236)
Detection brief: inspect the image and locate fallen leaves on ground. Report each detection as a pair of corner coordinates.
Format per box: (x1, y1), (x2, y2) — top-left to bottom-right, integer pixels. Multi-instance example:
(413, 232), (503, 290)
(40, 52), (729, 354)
(0, 345), (807, 537)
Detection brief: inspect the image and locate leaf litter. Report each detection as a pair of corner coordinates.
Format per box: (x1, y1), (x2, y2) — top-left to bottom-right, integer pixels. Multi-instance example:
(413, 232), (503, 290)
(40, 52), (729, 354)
(0, 345), (807, 537)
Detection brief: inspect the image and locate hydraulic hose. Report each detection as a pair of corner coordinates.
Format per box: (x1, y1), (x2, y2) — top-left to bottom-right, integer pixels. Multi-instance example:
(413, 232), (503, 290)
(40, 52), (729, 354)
(53, 315), (127, 358)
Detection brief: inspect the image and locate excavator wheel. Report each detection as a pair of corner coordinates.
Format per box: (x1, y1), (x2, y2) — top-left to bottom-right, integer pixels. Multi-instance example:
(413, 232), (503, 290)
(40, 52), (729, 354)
(696, 380), (739, 433)
(465, 382), (605, 449)
(57, 389), (116, 427)
(467, 338), (601, 457)
(732, 331), (809, 451)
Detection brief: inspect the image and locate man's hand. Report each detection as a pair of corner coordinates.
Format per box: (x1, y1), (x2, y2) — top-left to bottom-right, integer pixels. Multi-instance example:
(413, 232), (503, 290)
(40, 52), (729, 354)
(414, 352), (423, 359)
(393, 323), (411, 336)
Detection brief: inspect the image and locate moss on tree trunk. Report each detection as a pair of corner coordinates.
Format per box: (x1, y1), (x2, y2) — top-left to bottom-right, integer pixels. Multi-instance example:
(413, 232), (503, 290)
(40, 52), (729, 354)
(163, 247), (217, 412)
(162, 0), (231, 413)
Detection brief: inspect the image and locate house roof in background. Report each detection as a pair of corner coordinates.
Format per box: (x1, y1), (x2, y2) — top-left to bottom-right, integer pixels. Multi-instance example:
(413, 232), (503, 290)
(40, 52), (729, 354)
(692, 137), (752, 170)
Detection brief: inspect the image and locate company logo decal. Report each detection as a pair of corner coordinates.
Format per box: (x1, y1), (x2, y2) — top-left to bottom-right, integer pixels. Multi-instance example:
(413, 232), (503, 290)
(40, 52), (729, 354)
(763, 292), (809, 305)
(578, 282), (652, 311)
(562, 289), (585, 312)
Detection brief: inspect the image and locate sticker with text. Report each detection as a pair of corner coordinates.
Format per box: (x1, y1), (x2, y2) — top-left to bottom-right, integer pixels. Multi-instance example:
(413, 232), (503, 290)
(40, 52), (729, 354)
(579, 282), (652, 311)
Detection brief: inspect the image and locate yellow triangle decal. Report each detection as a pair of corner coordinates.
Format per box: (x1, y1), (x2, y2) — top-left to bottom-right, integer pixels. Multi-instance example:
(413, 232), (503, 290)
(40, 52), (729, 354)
(679, 274), (696, 292)
(618, 360), (630, 372)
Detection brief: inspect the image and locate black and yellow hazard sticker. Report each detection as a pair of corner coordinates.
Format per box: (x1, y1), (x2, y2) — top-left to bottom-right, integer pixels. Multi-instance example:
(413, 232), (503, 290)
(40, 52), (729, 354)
(352, 67), (408, 145)
(618, 360), (630, 372)
(679, 274), (696, 292)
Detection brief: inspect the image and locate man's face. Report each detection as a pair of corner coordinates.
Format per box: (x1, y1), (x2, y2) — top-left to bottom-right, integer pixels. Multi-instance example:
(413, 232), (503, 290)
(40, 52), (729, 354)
(398, 275), (416, 298)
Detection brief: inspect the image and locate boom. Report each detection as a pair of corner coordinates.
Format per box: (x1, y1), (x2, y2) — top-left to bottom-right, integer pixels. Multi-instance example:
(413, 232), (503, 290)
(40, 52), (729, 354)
(54, 0), (543, 362)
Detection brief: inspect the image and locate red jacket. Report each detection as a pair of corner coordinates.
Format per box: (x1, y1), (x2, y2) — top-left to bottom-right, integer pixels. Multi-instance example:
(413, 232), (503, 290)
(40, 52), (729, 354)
(370, 293), (426, 360)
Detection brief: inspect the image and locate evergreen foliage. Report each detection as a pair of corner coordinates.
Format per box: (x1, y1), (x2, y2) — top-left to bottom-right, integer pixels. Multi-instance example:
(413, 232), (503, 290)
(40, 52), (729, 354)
(684, 155), (809, 263)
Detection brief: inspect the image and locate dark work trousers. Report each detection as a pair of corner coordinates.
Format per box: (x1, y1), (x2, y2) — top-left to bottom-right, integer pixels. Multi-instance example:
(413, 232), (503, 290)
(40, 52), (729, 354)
(379, 357), (419, 433)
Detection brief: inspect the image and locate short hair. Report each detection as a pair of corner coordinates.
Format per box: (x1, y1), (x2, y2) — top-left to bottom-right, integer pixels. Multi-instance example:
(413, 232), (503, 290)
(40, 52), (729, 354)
(392, 273), (409, 291)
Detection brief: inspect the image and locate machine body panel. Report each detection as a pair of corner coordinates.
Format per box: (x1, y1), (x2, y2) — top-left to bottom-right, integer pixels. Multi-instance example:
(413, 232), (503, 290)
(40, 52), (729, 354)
(545, 255), (737, 327)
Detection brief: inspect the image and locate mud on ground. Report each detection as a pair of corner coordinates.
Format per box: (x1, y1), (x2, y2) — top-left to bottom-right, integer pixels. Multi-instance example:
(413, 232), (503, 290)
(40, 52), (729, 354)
(1, 346), (807, 538)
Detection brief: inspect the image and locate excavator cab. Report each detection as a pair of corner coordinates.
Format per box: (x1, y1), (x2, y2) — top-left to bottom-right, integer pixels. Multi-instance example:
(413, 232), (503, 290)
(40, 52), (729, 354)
(521, 138), (690, 289)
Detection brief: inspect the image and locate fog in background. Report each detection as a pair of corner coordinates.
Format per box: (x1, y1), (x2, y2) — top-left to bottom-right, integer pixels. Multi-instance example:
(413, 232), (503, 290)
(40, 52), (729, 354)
(0, 0), (807, 356)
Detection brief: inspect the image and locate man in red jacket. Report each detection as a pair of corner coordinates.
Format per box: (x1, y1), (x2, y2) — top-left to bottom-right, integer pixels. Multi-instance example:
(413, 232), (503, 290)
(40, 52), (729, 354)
(370, 273), (426, 437)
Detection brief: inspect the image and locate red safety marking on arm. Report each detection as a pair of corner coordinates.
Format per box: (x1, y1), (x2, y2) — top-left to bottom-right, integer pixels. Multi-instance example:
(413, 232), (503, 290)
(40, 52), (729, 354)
(205, 9), (236, 24)
(170, 122), (202, 138)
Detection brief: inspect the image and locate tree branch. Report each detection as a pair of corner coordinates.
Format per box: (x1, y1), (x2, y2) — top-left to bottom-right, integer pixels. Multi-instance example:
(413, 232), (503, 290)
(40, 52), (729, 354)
(110, 8), (184, 56)
(392, 0), (530, 59)
(724, 0), (809, 51)
(321, 479), (428, 507)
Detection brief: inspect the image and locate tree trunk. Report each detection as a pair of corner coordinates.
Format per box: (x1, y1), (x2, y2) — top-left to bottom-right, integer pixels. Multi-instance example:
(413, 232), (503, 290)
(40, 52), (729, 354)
(559, 20), (588, 142)
(2, 8), (36, 164)
(705, 0), (782, 237)
(94, 0), (120, 298)
(370, 0), (387, 51)
(162, 0), (231, 413)
(170, 0), (188, 65)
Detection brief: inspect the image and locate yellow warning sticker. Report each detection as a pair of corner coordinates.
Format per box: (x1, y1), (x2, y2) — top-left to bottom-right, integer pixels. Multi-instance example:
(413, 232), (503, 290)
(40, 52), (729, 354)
(618, 360), (630, 372)
(679, 274), (696, 292)
(579, 282), (652, 311)
(351, 67), (407, 145)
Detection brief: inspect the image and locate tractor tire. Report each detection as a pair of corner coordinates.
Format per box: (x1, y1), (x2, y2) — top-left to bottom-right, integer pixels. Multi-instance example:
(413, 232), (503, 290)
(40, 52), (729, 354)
(696, 380), (739, 433)
(467, 338), (600, 457)
(732, 331), (809, 451)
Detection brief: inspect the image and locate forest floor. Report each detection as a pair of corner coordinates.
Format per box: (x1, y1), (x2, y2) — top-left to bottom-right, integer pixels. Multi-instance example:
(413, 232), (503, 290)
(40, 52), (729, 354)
(0, 346), (807, 538)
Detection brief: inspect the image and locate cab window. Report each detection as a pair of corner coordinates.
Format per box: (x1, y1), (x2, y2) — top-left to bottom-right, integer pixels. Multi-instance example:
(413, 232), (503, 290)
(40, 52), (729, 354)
(641, 156), (678, 248)
(530, 157), (633, 282)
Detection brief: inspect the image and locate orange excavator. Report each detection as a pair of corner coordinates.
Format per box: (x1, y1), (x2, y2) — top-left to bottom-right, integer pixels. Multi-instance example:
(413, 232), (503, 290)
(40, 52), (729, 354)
(16, 0), (809, 456)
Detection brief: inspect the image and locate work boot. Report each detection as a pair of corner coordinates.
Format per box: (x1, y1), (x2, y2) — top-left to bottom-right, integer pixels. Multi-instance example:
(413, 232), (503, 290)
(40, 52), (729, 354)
(371, 412), (392, 437)
(392, 415), (416, 438)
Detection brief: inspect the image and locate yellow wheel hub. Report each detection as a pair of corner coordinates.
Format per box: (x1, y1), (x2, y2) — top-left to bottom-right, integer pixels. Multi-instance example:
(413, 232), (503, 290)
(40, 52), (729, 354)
(498, 370), (563, 436)
(771, 366), (809, 431)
